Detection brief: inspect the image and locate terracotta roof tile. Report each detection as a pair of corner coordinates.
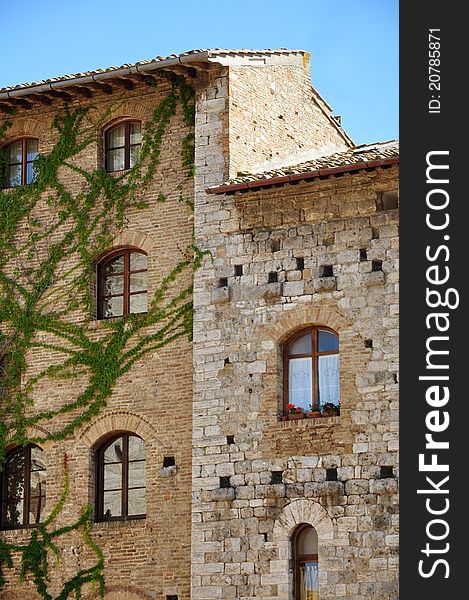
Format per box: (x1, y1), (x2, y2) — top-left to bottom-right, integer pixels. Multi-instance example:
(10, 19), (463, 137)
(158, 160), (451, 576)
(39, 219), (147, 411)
(0, 49), (306, 94)
(208, 141), (399, 193)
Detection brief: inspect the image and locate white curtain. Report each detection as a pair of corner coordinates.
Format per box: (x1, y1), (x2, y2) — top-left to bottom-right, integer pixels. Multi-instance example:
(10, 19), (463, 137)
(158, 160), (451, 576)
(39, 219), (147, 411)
(300, 562), (319, 600)
(318, 354), (340, 407)
(289, 357), (312, 411)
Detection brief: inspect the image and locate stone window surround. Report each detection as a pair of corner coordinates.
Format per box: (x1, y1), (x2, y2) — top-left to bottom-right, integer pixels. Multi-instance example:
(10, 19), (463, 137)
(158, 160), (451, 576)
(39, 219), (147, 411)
(283, 325), (339, 415)
(263, 498), (334, 600)
(258, 302), (362, 424)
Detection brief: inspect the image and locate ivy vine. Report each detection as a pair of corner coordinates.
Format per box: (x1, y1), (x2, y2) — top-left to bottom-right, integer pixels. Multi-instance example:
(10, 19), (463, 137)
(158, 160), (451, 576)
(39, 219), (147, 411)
(0, 70), (199, 598)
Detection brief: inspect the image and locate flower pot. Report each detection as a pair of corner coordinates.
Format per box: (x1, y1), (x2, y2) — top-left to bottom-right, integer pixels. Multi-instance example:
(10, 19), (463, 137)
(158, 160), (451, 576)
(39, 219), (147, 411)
(305, 411), (321, 418)
(287, 412), (304, 420)
(322, 409), (339, 417)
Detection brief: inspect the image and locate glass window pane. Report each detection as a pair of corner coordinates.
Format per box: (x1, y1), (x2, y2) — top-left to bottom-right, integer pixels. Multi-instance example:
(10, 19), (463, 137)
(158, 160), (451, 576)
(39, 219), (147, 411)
(288, 357), (312, 412)
(7, 470), (24, 500)
(298, 527), (318, 556)
(318, 330), (339, 352)
(107, 124), (125, 149)
(129, 122), (142, 144)
(30, 469), (46, 497)
(103, 463), (122, 491)
(128, 461), (145, 488)
(129, 252), (147, 271)
(106, 148), (125, 172)
(4, 497), (23, 526)
(30, 447), (46, 471)
(6, 164), (22, 187)
(7, 141), (22, 163)
(28, 494), (45, 525)
(104, 437), (124, 463)
(127, 488), (146, 516)
(26, 139), (38, 161)
(318, 354), (340, 407)
(5, 452), (25, 526)
(103, 490), (121, 518)
(129, 293), (147, 314)
(128, 436), (145, 461)
(130, 272), (147, 293)
(6, 450), (24, 476)
(26, 161), (37, 184)
(129, 145), (141, 167)
(104, 255), (124, 275)
(288, 333), (312, 355)
(103, 296), (123, 318)
(104, 274), (124, 296)
(299, 562), (319, 600)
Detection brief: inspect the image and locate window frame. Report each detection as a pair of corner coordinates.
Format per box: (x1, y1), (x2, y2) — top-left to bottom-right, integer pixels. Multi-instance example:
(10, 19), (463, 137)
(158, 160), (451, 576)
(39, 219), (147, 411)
(1, 137), (39, 188)
(0, 444), (46, 530)
(95, 432), (146, 522)
(293, 523), (319, 600)
(283, 325), (339, 414)
(104, 120), (142, 173)
(0, 354), (7, 398)
(96, 247), (148, 320)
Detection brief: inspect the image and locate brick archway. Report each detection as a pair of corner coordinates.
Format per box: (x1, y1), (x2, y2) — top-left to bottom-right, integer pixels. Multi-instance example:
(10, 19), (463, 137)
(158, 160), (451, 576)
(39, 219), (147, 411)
(92, 230), (156, 262)
(0, 117), (44, 142)
(82, 586), (154, 600)
(76, 410), (157, 450)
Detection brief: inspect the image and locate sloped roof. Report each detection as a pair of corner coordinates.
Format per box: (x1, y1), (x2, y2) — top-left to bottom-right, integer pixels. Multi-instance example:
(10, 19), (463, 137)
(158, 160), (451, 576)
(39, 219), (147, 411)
(207, 141), (399, 194)
(0, 49), (307, 95)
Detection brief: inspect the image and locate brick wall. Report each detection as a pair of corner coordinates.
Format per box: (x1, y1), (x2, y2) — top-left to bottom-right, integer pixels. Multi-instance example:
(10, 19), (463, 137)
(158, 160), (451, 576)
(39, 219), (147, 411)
(0, 80), (195, 600)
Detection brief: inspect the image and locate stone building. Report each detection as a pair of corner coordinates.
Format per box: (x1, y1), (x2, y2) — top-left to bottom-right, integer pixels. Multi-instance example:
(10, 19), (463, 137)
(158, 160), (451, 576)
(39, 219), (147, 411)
(0, 49), (399, 600)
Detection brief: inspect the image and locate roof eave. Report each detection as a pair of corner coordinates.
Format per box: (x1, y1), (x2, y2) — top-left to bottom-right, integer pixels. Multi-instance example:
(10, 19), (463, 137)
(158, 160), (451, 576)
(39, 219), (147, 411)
(207, 156), (399, 195)
(0, 52), (212, 101)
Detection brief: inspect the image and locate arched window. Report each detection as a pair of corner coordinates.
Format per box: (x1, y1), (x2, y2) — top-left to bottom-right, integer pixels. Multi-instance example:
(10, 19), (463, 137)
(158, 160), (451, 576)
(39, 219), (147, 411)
(97, 248), (148, 319)
(1, 138), (38, 188)
(104, 121), (142, 172)
(1, 445), (46, 529)
(284, 326), (339, 415)
(293, 524), (319, 600)
(96, 433), (146, 521)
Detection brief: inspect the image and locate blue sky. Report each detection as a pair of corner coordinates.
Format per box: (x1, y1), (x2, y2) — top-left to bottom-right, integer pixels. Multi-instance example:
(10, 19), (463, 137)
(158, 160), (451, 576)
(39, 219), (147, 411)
(1, 0), (398, 145)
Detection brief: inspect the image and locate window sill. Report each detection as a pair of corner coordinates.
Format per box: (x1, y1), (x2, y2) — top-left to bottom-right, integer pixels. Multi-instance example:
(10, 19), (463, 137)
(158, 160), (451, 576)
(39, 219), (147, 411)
(278, 415), (340, 426)
(0, 523), (40, 532)
(88, 312), (148, 329)
(1, 183), (34, 192)
(92, 517), (146, 530)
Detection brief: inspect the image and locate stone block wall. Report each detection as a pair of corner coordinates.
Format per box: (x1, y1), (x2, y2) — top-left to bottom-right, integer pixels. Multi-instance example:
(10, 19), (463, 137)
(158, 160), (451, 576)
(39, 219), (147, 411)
(191, 166), (399, 600)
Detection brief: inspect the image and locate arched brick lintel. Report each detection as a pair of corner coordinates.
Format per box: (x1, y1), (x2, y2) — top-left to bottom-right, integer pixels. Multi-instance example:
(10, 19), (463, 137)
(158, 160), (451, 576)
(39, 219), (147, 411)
(76, 410), (158, 450)
(82, 585), (154, 600)
(102, 100), (154, 129)
(0, 117), (44, 142)
(259, 303), (352, 346)
(94, 230), (155, 258)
